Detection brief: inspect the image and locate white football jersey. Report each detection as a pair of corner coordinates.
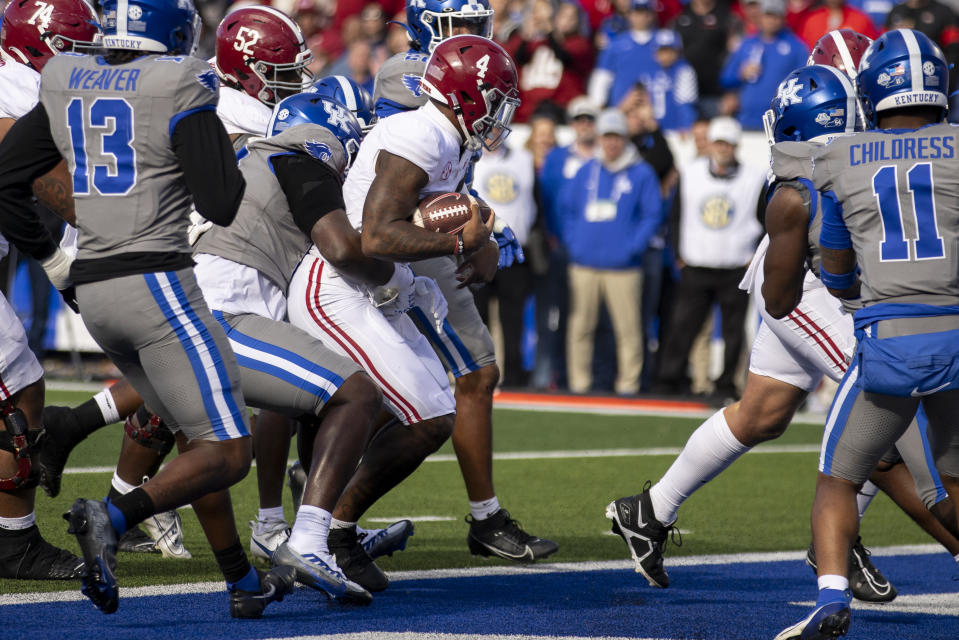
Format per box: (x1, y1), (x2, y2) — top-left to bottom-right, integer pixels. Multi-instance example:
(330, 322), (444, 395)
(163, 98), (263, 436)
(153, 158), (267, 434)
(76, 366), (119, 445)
(216, 84), (272, 136)
(343, 101), (471, 230)
(0, 55), (40, 119)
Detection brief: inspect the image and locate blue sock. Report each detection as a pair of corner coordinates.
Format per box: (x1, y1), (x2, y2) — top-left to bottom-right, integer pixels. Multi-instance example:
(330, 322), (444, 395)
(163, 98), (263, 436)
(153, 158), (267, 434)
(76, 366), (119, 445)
(227, 566), (261, 593)
(816, 588), (851, 608)
(104, 499), (127, 537)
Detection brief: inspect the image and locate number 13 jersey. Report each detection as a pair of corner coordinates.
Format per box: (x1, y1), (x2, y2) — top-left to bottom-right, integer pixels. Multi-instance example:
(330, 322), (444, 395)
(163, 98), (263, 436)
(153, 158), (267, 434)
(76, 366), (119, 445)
(39, 52), (220, 262)
(813, 124), (959, 307)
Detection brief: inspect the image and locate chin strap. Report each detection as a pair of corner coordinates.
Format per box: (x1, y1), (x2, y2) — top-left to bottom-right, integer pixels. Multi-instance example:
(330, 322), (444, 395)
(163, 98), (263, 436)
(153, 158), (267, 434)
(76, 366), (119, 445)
(0, 401), (39, 491)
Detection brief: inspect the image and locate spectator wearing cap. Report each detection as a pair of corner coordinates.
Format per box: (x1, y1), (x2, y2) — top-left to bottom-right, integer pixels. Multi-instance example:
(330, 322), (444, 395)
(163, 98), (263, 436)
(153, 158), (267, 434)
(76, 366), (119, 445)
(533, 97), (601, 389)
(504, 0), (595, 122)
(719, 0), (808, 130)
(798, 0), (879, 47)
(670, 0), (740, 119)
(588, 0), (659, 107)
(654, 117), (764, 399)
(635, 29), (698, 132)
(559, 109), (663, 395)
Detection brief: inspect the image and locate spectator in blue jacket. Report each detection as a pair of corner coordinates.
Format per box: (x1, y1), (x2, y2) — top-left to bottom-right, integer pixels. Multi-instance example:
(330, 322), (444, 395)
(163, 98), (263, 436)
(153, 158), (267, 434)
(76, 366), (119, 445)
(560, 109), (663, 395)
(639, 29), (698, 132)
(719, 0), (808, 130)
(587, 0), (658, 107)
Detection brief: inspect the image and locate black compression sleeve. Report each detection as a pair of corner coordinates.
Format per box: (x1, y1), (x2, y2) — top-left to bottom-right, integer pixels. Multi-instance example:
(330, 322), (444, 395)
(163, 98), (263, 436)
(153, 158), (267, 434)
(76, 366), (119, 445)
(0, 103), (62, 260)
(171, 109), (245, 227)
(272, 153), (346, 236)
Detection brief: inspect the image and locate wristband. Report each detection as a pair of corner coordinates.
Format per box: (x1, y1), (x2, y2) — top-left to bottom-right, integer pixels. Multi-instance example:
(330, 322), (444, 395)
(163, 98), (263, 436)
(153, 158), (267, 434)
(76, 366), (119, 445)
(454, 231), (465, 255)
(819, 265), (857, 290)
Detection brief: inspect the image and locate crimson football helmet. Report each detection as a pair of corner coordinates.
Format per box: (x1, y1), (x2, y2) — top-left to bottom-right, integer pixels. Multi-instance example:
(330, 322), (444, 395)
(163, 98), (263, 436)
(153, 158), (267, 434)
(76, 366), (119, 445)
(808, 29), (873, 79)
(1, 0), (99, 72)
(420, 35), (519, 151)
(214, 6), (313, 107)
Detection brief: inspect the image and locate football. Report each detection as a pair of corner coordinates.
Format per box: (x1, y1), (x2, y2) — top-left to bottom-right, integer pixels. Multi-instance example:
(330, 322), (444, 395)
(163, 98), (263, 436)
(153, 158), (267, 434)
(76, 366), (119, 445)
(411, 192), (493, 234)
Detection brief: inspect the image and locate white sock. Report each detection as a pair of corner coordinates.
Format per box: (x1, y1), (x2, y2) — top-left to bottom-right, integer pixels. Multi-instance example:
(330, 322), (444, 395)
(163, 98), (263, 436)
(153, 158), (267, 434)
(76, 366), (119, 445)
(111, 471), (138, 495)
(469, 496), (501, 521)
(856, 481), (879, 519)
(649, 409), (749, 525)
(288, 506), (332, 553)
(256, 506), (285, 523)
(818, 574), (849, 591)
(93, 389), (121, 425)
(0, 512), (36, 530)
(330, 517), (356, 531)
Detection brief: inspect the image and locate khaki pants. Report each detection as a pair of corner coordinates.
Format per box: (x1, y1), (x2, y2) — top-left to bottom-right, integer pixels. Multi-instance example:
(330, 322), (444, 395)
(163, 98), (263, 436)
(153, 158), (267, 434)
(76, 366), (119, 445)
(566, 264), (643, 394)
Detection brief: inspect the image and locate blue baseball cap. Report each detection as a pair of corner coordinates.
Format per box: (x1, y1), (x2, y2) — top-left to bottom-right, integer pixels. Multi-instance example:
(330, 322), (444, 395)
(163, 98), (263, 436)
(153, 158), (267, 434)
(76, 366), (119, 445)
(654, 29), (681, 50)
(630, 0), (655, 12)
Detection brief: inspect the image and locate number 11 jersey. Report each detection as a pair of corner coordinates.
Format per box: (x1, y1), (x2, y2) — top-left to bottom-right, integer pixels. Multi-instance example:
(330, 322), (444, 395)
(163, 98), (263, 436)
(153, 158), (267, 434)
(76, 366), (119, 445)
(813, 124), (959, 307)
(39, 52), (220, 263)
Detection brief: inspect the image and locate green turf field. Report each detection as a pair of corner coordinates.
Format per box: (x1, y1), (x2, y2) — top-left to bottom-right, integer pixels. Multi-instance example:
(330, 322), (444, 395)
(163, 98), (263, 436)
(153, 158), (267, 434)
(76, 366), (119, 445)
(0, 389), (935, 594)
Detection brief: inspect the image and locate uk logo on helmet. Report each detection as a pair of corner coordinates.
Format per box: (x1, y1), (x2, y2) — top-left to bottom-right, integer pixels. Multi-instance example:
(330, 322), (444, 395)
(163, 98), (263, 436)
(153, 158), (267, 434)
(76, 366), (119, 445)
(778, 78), (804, 107)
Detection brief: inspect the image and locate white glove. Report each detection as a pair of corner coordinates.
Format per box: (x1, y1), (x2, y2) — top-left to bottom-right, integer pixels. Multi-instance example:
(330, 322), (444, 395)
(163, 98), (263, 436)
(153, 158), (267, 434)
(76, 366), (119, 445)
(40, 247), (74, 290)
(369, 263), (416, 319)
(187, 210), (213, 246)
(412, 276), (447, 331)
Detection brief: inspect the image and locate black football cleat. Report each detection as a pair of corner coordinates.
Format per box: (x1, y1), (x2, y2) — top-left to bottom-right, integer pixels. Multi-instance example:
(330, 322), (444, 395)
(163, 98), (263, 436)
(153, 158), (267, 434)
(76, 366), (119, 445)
(64, 499), (119, 614)
(117, 526), (160, 554)
(229, 565), (296, 619)
(466, 509), (558, 563)
(0, 525), (84, 580)
(805, 536), (897, 603)
(328, 526), (388, 594)
(605, 483), (676, 588)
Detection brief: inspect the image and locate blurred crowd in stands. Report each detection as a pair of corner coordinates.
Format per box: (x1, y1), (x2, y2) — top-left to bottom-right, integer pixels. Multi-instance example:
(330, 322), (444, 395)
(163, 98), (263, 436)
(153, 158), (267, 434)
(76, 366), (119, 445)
(12, 0), (959, 400)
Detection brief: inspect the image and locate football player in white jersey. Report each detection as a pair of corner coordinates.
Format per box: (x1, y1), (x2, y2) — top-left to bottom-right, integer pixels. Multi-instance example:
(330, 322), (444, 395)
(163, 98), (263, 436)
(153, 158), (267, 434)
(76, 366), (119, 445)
(0, 0), (95, 581)
(286, 35), (525, 590)
(371, 0), (556, 565)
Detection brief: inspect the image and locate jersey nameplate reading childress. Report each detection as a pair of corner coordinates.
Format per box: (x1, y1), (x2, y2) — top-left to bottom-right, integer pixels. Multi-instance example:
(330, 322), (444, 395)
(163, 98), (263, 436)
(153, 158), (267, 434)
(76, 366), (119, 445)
(848, 135), (955, 165)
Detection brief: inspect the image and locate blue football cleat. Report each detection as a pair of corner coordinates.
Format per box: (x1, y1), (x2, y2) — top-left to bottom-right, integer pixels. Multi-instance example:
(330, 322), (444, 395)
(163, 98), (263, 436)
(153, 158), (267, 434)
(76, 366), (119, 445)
(774, 591), (852, 640)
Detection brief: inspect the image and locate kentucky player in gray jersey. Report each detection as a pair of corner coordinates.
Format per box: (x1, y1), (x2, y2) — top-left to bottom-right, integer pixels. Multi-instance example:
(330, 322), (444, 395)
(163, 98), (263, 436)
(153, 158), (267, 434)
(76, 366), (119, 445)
(193, 93), (387, 603)
(777, 29), (959, 640)
(367, 0), (555, 563)
(0, 0), (295, 619)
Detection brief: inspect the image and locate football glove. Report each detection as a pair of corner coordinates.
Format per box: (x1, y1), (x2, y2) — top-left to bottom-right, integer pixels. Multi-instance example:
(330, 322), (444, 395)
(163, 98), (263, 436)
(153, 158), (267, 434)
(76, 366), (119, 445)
(369, 263), (416, 319)
(492, 222), (524, 269)
(412, 276), (447, 331)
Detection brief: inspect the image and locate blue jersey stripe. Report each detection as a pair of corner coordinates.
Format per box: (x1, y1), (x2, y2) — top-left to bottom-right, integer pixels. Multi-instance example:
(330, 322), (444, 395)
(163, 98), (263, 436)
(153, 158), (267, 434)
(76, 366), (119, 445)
(410, 306), (459, 372)
(442, 318), (480, 375)
(165, 273), (247, 438)
(822, 360), (860, 475)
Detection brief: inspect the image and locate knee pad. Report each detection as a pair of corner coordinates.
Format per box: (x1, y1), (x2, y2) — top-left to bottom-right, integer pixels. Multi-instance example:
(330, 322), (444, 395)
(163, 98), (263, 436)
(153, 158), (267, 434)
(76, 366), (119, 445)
(124, 405), (175, 456)
(0, 405), (39, 490)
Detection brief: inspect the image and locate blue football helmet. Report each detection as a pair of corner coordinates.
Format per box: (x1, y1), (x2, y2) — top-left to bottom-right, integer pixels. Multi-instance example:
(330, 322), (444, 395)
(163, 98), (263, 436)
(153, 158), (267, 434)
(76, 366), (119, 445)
(406, 0), (493, 53)
(268, 93), (363, 173)
(100, 0), (201, 54)
(763, 64), (862, 145)
(308, 75), (375, 133)
(857, 28), (948, 127)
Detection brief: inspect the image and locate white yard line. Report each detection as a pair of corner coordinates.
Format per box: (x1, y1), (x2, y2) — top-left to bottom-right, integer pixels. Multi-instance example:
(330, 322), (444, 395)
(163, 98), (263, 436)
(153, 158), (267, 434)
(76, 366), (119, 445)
(64, 443), (821, 475)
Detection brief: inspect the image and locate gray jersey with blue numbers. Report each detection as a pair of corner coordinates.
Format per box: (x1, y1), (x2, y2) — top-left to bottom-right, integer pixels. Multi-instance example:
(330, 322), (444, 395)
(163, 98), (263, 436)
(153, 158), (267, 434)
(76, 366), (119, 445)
(372, 50), (429, 113)
(812, 123), (959, 306)
(194, 124), (348, 293)
(39, 53), (219, 262)
(771, 140), (823, 277)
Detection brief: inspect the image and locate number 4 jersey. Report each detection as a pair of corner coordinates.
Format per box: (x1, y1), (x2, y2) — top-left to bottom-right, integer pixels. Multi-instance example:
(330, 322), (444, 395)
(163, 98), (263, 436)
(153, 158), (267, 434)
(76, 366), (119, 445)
(813, 124), (959, 307)
(39, 52), (220, 263)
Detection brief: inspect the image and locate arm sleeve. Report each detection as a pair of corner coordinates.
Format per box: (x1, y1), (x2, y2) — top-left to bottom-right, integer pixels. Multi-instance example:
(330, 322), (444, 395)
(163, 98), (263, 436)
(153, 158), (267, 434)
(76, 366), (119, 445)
(588, 69), (614, 107)
(818, 190), (852, 250)
(272, 153), (346, 236)
(0, 103), (62, 260)
(171, 109), (245, 226)
(631, 165), (664, 256)
(719, 46), (744, 90)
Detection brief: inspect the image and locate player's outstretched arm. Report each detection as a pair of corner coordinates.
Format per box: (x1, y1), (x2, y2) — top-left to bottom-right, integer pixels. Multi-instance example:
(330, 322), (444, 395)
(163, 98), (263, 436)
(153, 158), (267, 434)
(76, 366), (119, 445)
(762, 184), (810, 319)
(172, 110), (245, 227)
(362, 151), (493, 262)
